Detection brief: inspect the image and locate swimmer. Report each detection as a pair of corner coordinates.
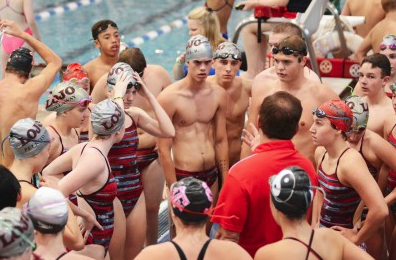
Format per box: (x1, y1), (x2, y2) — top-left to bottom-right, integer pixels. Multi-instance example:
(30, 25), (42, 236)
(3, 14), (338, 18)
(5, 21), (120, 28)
(135, 177), (252, 260)
(0, 0), (41, 78)
(0, 20), (62, 168)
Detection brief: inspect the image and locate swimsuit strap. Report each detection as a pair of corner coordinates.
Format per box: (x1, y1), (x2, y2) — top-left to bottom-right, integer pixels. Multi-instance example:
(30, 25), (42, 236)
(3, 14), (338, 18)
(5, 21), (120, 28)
(205, 0), (233, 11)
(55, 252), (68, 260)
(197, 239), (212, 260)
(391, 123), (396, 134)
(73, 128), (79, 139)
(335, 148), (350, 174)
(320, 151), (327, 165)
(284, 230), (323, 260)
(0, 0), (24, 14)
(48, 125), (64, 157)
(170, 241), (188, 260)
(359, 132), (366, 155)
(18, 179), (36, 188)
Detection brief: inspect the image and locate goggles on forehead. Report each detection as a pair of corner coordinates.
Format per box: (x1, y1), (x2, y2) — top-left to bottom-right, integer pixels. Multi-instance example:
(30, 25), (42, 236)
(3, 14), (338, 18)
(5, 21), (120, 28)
(9, 132), (53, 144)
(96, 22), (117, 35)
(272, 46), (301, 55)
(312, 108), (350, 121)
(213, 52), (242, 61)
(107, 80), (141, 91)
(380, 43), (396, 51)
(52, 96), (92, 107)
(380, 35), (396, 51)
(68, 77), (90, 86)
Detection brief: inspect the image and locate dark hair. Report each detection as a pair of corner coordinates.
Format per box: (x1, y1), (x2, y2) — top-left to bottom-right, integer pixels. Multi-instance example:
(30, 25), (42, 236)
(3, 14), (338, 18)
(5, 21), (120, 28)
(91, 19), (118, 40)
(270, 166), (312, 220)
(382, 0), (396, 12)
(361, 53), (391, 78)
(0, 166), (20, 209)
(330, 123), (347, 140)
(272, 23), (302, 37)
(119, 48), (147, 73)
(5, 47), (33, 78)
(276, 35), (307, 62)
(259, 91), (302, 140)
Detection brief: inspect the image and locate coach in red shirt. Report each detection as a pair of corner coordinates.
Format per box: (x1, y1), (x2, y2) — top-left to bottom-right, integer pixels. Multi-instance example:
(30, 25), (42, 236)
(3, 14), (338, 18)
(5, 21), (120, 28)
(212, 91), (318, 258)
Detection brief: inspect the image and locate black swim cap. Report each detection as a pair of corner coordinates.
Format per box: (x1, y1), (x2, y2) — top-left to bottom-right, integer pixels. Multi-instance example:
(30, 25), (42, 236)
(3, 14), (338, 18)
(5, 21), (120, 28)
(270, 166), (313, 218)
(6, 47), (33, 75)
(171, 177), (213, 223)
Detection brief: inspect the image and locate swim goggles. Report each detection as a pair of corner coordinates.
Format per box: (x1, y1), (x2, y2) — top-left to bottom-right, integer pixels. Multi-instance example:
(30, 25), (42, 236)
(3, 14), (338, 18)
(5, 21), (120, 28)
(272, 46), (300, 55)
(380, 35), (396, 51)
(93, 22), (118, 39)
(106, 80), (141, 91)
(52, 96), (92, 107)
(68, 77), (90, 88)
(213, 52), (242, 61)
(354, 125), (366, 132)
(312, 108), (350, 121)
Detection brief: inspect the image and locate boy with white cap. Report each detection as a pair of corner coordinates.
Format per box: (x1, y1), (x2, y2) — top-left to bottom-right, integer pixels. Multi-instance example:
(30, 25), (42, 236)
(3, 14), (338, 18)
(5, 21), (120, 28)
(208, 42), (251, 167)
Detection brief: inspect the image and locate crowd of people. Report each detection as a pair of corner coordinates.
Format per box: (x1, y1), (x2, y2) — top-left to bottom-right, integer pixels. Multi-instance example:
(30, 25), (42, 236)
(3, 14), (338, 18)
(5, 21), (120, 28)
(2, 0), (396, 259)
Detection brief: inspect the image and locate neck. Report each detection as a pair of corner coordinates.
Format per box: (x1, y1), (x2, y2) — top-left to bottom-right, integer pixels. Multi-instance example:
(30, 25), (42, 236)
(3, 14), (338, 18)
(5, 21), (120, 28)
(35, 232), (66, 258)
(10, 160), (36, 181)
(53, 118), (74, 136)
(215, 76), (233, 89)
(90, 136), (116, 154)
(99, 52), (118, 65)
(279, 216), (311, 238)
(324, 137), (349, 158)
(386, 11), (396, 19)
(279, 73), (305, 91)
(185, 76), (206, 90)
(174, 222), (208, 242)
(366, 89), (386, 104)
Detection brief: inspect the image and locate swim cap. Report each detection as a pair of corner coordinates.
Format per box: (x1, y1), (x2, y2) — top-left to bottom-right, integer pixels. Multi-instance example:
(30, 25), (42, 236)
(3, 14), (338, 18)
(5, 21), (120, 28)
(214, 42), (242, 60)
(3, 118), (51, 160)
(106, 62), (140, 91)
(45, 81), (90, 113)
(315, 100), (353, 133)
(391, 83), (396, 94)
(0, 207), (35, 258)
(63, 62), (89, 83)
(270, 166), (312, 217)
(171, 177), (212, 222)
(91, 99), (125, 136)
(6, 47), (34, 74)
(26, 187), (68, 234)
(345, 95), (369, 131)
(185, 35), (213, 62)
(380, 34), (396, 51)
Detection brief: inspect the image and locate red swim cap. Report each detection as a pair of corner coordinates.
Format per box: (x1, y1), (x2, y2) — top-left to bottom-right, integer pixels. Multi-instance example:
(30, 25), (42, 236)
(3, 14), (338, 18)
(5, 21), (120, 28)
(316, 100), (353, 133)
(63, 63), (88, 81)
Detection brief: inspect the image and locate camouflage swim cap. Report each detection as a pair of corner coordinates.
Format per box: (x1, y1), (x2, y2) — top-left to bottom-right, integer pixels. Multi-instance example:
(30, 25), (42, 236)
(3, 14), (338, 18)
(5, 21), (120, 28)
(0, 207), (35, 258)
(45, 81), (90, 113)
(214, 42), (242, 60)
(91, 99), (125, 136)
(185, 35), (213, 62)
(345, 95), (369, 131)
(4, 118), (51, 159)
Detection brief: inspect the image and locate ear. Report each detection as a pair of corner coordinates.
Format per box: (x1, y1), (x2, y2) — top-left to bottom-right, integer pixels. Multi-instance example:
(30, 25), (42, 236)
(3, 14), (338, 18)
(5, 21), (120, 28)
(94, 39), (101, 49)
(17, 191), (22, 202)
(301, 56), (307, 66)
(383, 75), (390, 86)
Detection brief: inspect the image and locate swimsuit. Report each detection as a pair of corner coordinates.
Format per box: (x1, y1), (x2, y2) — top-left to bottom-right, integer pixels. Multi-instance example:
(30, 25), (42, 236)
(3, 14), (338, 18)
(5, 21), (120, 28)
(205, 0), (233, 11)
(318, 148), (361, 228)
(55, 252), (68, 260)
(108, 113), (143, 217)
(48, 126), (79, 205)
(136, 147), (158, 172)
(18, 179), (37, 188)
(175, 166), (218, 187)
(77, 144), (117, 251)
(358, 133), (378, 221)
(0, 0), (32, 55)
(79, 131), (89, 143)
(284, 230), (323, 260)
(387, 124), (396, 213)
(170, 239), (211, 260)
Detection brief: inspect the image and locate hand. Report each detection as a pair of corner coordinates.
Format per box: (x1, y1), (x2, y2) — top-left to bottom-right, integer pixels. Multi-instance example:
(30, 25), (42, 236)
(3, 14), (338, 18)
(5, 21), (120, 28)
(113, 71), (133, 98)
(176, 52), (186, 65)
(238, 0), (260, 11)
(241, 123), (261, 151)
(39, 176), (60, 190)
(331, 225), (359, 244)
(0, 20), (23, 37)
(132, 71), (150, 98)
(78, 211), (103, 243)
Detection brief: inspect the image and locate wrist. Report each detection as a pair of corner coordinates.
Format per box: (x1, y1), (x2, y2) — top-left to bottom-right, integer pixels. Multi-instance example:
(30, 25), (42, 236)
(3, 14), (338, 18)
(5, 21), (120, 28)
(113, 96), (123, 101)
(175, 58), (185, 66)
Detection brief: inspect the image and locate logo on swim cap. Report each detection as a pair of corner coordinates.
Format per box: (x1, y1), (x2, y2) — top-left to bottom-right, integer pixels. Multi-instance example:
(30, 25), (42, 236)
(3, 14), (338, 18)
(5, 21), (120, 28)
(345, 95), (369, 131)
(185, 35), (212, 62)
(214, 42), (242, 60)
(107, 62), (139, 91)
(45, 81), (90, 113)
(91, 99), (125, 136)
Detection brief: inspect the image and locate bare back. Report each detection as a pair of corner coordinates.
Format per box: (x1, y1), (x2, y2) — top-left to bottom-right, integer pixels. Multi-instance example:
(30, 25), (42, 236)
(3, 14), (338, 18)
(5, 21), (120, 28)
(207, 75), (251, 166)
(368, 15), (396, 53)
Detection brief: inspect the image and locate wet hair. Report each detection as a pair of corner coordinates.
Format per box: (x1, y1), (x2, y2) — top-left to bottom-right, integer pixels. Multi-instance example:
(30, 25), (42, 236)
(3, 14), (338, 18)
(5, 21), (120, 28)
(0, 166), (20, 210)
(361, 53), (391, 78)
(119, 48), (147, 74)
(188, 6), (226, 51)
(277, 35), (307, 62)
(382, 0), (396, 12)
(91, 19), (118, 40)
(272, 23), (302, 37)
(259, 91), (302, 140)
(270, 166), (312, 220)
(5, 47), (34, 78)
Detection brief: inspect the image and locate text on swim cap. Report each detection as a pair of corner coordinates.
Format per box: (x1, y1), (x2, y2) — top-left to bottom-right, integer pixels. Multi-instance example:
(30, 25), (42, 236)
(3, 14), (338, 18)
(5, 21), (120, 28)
(346, 100), (369, 113)
(0, 214), (31, 248)
(19, 122), (44, 146)
(109, 65), (126, 77)
(101, 105), (123, 130)
(187, 39), (203, 48)
(171, 186), (191, 211)
(45, 86), (76, 108)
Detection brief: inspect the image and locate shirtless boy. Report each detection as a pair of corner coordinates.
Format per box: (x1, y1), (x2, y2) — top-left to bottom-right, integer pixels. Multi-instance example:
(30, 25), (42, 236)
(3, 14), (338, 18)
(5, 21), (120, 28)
(84, 20), (120, 91)
(0, 20), (62, 168)
(207, 42), (251, 167)
(241, 35), (339, 164)
(157, 35), (228, 200)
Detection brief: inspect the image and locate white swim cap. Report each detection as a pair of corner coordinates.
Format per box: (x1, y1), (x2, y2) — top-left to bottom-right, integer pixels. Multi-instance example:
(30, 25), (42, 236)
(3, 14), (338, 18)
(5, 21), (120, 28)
(185, 35), (213, 62)
(214, 42), (242, 60)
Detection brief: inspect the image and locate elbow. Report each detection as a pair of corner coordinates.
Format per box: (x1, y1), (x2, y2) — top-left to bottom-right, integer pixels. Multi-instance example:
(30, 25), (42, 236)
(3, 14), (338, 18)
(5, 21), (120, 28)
(64, 234), (85, 251)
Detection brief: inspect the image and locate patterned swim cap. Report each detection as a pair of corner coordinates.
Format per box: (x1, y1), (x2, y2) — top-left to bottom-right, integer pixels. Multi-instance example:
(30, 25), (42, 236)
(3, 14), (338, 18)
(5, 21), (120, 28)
(345, 95), (369, 131)
(214, 42), (242, 60)
(185, 35), (213, 62)
(270, 166), (312, 217)
(380, 34), (396, 51)
(315, 100), (353, 133)
(171, 177), (213, 222)
(0, 207), (35, 258)
(91, 99), (125, 136)
(6, 47), (34, 75)
(26, 187), (68, 234)
(2, 118), (51, 159)
(106, 62), (140, 92)
(45, 81), (90, 113)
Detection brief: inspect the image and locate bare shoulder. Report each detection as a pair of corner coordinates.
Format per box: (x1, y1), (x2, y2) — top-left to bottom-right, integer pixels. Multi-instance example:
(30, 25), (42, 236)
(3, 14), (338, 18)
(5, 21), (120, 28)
(83, 58), (97, 72)
(135, 243), (174, 260)
(210, 240), (252, 260)
(254, 242), (283, 260)
(147, 64), (168, 74)
(311, 81), (339, 101)
(242, 77), (253, 94)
